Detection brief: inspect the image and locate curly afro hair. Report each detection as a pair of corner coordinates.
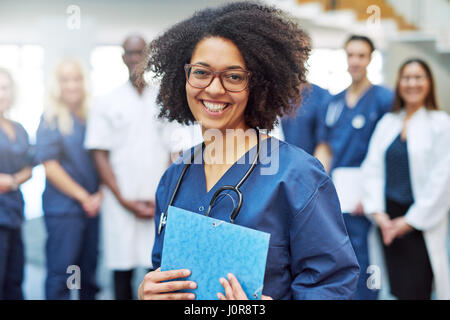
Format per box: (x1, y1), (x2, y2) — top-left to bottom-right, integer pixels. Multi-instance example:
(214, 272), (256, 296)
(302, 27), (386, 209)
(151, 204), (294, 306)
(145, 1), (311, 130)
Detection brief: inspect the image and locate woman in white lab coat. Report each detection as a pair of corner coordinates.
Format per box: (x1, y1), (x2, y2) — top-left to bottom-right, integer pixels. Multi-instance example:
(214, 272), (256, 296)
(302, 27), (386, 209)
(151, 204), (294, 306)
(361, 58), (450, 300)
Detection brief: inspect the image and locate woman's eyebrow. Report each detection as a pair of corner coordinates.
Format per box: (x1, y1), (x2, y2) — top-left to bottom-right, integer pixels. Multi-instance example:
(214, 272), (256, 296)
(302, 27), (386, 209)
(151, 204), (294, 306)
(194, 62), (245, 70)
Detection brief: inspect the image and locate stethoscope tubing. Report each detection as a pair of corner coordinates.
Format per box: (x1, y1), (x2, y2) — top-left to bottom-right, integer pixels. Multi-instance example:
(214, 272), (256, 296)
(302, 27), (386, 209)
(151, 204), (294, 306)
(158, 129), (261, 234)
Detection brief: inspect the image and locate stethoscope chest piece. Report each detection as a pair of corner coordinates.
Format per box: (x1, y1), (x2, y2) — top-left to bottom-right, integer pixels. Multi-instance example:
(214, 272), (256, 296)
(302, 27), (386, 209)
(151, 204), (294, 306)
(158, 212), (167, 235)
(352, 114), (366, 129)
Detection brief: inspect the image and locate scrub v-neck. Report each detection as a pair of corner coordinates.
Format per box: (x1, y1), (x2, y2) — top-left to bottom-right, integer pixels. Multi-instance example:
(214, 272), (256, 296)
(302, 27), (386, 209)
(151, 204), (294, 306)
(345, 84), (374, 110)
(194, 136), (270, 196)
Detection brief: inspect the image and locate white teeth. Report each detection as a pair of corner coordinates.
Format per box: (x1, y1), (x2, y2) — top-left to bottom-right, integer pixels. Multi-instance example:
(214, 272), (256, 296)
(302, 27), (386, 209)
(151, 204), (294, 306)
(203, 101), (228, 112)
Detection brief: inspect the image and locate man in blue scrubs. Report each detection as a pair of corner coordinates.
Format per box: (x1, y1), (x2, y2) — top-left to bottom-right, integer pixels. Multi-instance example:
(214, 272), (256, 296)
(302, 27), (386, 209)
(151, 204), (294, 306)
(315, 35), (394, 299)
(281, 83), (331, 155)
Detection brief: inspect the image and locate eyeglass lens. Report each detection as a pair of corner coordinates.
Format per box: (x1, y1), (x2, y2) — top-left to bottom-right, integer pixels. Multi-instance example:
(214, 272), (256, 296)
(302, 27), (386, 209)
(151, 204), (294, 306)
(187, 65), (249, 91)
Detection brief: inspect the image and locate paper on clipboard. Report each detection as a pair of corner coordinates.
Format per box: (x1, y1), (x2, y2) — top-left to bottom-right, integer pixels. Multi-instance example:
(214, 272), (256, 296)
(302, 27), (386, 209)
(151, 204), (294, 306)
(160, 206), (270, 300)
(331, 167), (362, 213)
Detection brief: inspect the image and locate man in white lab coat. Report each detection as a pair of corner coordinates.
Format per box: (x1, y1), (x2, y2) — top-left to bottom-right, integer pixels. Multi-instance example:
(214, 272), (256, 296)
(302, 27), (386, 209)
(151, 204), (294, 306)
(84, 35), (171, 299)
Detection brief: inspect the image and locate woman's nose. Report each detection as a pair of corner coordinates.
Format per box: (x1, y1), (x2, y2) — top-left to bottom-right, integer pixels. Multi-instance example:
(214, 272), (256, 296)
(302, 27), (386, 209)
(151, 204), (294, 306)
(205, 75), (226, 95)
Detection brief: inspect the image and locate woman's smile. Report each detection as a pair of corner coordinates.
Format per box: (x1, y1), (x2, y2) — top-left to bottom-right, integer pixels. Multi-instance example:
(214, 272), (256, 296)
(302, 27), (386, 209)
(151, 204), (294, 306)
(201, 99), (231, 116)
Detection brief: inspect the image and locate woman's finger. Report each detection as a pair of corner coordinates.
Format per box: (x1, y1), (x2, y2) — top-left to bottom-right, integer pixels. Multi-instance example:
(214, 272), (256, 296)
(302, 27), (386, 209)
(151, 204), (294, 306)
(150, 269), (191, 282)
(153, 280), (197, 293)
(144, 292), (196, 300)
(220, 277), (234, 300)
(227, 273), (248, 300)
(217, 292), (227, 300)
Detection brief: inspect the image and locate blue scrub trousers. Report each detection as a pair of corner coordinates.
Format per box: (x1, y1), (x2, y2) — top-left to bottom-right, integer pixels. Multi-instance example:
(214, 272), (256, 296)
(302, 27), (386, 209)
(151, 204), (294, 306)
(0, 226), (24, 300)
(343, 214), (379, 300)
(44, 214), (99, 300)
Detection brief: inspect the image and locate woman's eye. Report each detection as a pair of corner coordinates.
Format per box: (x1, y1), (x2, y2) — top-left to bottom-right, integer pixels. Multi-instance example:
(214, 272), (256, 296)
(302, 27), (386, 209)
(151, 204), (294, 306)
(226, 73), (243, 81)
(192, 69), (210, 76)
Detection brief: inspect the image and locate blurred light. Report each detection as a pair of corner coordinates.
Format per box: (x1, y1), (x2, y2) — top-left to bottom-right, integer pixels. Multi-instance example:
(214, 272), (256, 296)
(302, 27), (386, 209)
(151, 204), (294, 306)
(308, 48), (384, 94)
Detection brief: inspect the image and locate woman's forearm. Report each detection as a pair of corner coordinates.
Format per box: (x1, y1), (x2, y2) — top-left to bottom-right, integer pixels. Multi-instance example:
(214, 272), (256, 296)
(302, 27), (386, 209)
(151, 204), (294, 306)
(313, 142), (332, 173)
(12, 166), (32, 185)
(43, 160), (90, 203)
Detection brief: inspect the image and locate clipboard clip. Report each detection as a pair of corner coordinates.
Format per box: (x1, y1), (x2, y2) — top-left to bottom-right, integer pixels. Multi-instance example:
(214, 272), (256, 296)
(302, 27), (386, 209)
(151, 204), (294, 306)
(158, 212), (167, 235)
(253, 286), (264, 299)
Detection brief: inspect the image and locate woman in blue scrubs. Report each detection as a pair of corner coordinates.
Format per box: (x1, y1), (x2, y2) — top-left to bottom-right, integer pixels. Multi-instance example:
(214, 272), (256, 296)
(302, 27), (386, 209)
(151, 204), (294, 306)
(35, 59), (102, 300)
(138, 2), (359, 300)
(0, 68), (33, 300)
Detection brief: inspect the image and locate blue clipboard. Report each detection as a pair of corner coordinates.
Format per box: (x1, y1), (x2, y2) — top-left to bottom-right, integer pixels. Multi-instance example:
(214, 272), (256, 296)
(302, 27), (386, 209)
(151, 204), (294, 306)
(160, 206), (270, 300)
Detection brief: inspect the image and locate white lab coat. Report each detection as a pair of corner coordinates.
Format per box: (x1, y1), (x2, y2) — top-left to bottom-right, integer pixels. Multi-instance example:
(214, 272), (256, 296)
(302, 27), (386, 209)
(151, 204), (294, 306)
(85, 81), (171, 270)
(361, 107), (450, 299)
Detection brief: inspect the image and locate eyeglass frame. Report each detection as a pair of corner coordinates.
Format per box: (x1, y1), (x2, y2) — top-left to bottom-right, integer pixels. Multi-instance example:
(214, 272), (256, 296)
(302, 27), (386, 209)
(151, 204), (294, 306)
(184, 63), (252, 92)
(399, 75), (428, 84)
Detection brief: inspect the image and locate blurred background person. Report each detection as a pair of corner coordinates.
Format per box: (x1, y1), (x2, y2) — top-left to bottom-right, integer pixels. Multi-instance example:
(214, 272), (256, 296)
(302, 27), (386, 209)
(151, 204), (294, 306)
(315, 35), (394, 300)
(281, 82), (331, 156)
(0, 68), (33, 300)
(35, 59), (102, 300)
(85, 35), (171, 300)
(361, 58), (450, 300)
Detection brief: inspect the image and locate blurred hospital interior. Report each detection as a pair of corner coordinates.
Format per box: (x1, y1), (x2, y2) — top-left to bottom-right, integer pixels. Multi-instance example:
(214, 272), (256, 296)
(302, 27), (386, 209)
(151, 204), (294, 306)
(0, 0), (449, 300)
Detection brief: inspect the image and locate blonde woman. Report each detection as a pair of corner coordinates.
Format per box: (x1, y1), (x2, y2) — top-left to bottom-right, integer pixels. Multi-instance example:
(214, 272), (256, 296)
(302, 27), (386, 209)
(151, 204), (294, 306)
(0, 68), (33, 299)
(35, 59), (101, 300)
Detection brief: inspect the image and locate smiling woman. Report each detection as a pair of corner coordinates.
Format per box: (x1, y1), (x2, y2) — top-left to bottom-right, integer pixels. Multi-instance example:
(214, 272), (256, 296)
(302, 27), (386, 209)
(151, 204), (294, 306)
(361, 58), (450, 299)
(146, 2), (310, 130)
(138, 1), (360, 301)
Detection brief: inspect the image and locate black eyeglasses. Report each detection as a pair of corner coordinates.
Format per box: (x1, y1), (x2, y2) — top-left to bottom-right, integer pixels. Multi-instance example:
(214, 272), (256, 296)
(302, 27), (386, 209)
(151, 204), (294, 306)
(124, 49), (145, 56)
(184, 64), (251, 92)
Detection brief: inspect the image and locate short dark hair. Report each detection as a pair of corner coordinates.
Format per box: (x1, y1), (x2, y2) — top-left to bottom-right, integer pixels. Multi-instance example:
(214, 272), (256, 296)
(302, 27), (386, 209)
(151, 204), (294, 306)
(144, 1), (311, 130)
(393, 58), (438, 112)
(345, 34), (375, 53)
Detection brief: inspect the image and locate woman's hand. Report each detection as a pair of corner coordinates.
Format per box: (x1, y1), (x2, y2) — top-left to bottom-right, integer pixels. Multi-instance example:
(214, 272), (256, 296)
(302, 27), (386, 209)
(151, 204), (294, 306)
(373, 212), (396, 246)
(391, 217), (414, 238)
(0, 173), (14, 193)
(351, 201), (365, 216)
(119, 198), (155, 219)
(82, 191), (103, 218)
(217, 273), (273, 300)
(373, 213), (413, 246)
(138, 268), (197, 300)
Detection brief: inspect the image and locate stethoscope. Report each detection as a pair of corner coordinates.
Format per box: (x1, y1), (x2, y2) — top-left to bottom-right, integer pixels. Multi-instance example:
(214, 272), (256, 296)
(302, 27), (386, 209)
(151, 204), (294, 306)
(325, 100), (366, 129)
(158, 129), (261, 235)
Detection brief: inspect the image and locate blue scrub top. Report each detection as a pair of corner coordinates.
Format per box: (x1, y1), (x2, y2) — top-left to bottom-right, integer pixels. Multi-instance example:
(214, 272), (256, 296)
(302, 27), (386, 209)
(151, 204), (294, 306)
(35, 114), (99, 216)
(0, 121), (33, 229)
(324, 85), (394, 170)
(152, 137), (360, 300)
(281, 84), (331, 154)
